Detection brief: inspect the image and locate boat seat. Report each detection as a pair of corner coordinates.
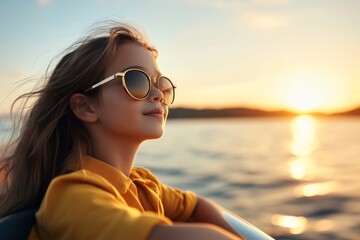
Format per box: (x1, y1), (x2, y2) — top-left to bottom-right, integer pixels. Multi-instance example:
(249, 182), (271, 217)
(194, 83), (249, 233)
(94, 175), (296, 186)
(0, 208), (37, 240)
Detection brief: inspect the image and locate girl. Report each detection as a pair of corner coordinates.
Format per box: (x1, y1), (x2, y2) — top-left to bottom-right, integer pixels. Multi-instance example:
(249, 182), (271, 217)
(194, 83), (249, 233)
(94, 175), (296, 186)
(0, 22), (244, 240)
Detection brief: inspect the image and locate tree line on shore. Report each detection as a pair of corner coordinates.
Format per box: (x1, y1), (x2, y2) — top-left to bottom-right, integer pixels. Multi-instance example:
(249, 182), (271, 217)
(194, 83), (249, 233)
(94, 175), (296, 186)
(167, 107), (360, 119)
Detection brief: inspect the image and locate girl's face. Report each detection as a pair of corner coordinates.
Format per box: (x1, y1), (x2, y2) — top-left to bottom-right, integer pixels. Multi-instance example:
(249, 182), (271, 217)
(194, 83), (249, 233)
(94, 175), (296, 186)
(94, 42), (168, 142)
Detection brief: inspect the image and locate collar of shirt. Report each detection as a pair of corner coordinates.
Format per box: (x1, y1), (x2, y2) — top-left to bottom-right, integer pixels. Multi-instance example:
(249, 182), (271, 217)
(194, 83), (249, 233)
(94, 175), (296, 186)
(82, 155), (149, 194)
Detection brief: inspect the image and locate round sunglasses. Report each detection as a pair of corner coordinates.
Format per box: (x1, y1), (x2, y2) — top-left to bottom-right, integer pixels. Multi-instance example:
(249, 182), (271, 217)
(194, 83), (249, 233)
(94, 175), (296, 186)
(84, 68), (176, 105)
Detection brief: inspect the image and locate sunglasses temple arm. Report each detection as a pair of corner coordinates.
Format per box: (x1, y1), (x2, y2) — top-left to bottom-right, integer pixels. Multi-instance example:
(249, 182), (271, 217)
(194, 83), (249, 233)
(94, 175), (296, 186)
(85, 73), (124, 92)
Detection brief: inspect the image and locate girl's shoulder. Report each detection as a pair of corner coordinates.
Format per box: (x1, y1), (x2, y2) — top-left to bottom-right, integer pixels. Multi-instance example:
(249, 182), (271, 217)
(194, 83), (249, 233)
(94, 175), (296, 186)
(44, 169), (127, 203)
(131, 166), (160, 183)
(49, 169), (119, 194)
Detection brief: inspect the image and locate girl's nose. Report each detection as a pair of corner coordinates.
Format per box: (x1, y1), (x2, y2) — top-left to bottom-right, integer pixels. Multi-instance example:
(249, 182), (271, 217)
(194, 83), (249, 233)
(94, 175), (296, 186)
(148, 85), (164, 104)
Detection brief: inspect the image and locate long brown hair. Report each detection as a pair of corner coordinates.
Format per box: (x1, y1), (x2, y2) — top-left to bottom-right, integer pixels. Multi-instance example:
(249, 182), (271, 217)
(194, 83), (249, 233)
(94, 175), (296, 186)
(0, 22), (157, 217)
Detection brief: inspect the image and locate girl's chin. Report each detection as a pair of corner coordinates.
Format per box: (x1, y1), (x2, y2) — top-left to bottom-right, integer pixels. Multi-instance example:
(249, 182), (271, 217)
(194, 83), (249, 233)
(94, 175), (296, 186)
(146, 132), (164, 140)
(141, 129), (164, 140)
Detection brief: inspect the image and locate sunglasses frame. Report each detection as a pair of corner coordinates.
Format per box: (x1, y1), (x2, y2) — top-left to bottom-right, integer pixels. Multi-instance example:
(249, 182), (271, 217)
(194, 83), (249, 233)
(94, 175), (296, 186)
(84, 68), (176, 105)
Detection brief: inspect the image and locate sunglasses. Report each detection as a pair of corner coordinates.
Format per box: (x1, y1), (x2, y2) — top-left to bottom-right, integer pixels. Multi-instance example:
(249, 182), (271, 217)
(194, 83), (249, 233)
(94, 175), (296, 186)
(84, 68), (176, 105)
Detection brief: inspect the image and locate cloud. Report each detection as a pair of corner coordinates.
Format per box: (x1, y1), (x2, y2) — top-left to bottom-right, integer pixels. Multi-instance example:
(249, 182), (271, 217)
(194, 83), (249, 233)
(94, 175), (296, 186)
(241, 11), (289, 29)
(94, 0), (126, 4)
(179, 0), (244, 10)
(253, 0), (288, 5)
(178, 0), (290, 29)
(180, 0), (288, 9)
(36, 0), (51, 6)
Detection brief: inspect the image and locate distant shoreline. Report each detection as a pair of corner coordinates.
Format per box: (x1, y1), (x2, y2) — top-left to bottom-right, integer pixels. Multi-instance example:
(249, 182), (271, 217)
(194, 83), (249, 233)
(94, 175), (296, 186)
(167, 107), (360, 119)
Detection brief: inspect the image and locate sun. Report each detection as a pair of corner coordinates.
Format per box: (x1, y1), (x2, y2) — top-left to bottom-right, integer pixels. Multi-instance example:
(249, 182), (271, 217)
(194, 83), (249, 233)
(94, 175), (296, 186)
(281, 74), (329, 113)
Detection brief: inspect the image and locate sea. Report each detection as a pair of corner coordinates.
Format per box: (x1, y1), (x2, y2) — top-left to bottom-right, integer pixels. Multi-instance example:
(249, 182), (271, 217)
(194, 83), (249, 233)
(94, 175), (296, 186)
(1, 115), (359, 239)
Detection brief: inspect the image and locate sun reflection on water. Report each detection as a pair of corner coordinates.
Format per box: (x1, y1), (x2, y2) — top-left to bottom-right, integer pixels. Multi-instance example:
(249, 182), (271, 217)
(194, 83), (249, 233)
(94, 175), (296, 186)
(295, 181), (339, 197)
(271, 214), (308, 234)
(288, 115), (318, 180)
(272, 115), (342, 235)
(272, 115), (337, 235)
(290, 115), (317, 157)
(288, 157), (317, 180)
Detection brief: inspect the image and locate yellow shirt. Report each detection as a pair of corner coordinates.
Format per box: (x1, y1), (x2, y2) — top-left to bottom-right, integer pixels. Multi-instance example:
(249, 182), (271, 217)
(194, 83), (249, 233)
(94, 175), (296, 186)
(29, 156), (197, 240)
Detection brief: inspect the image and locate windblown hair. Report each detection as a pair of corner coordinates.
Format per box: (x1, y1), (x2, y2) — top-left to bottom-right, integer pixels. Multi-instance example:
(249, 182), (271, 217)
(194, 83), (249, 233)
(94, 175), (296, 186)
(0, 22), (157, 217)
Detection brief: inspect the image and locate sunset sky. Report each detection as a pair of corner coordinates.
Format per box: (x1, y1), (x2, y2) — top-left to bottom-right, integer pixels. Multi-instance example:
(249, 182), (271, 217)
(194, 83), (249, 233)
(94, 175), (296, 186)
(1, 0), (359, 114)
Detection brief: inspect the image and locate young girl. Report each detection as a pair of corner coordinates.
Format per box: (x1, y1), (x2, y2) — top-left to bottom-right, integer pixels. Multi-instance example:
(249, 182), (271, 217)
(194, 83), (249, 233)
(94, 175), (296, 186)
(0, 22), (244, 239)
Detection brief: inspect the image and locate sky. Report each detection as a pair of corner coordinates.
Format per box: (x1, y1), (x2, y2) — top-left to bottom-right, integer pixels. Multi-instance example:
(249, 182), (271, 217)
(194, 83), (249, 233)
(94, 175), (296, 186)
(1, 0), (360, 114)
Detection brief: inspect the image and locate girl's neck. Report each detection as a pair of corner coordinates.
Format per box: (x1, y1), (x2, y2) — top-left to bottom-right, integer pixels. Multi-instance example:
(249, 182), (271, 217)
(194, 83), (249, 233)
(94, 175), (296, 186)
(90, 135), (141, 176)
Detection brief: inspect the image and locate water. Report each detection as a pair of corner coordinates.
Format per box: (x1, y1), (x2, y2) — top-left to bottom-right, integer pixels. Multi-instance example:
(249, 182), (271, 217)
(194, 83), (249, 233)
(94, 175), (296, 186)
(136, 116), (360, 239)
(1, 115), (359, 239)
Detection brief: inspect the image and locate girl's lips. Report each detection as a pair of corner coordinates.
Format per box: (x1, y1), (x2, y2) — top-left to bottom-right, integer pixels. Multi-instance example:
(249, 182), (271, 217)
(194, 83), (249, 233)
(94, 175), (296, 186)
(143, 108), (164, 119)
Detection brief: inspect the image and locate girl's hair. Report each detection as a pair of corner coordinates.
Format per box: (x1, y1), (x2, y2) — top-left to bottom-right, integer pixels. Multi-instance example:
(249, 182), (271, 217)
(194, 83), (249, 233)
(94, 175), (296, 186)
(0, 22), (157, 217)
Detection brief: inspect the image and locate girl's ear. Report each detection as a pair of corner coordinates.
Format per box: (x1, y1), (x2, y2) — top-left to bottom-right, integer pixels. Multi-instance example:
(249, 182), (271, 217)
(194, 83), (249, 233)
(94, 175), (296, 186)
(69, 93), (99, 123)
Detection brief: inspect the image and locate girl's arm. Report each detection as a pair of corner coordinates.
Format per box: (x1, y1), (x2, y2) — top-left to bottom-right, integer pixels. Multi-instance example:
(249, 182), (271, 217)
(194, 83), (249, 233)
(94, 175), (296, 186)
(148, 196), (245, 240)
(148, 223), (241, 240)
(189, 196), (246, 239)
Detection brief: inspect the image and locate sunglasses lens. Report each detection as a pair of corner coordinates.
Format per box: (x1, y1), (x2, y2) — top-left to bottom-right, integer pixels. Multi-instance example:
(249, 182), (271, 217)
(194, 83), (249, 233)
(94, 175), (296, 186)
(158, 77), (175, 105)
(124, 70), (150, 99)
